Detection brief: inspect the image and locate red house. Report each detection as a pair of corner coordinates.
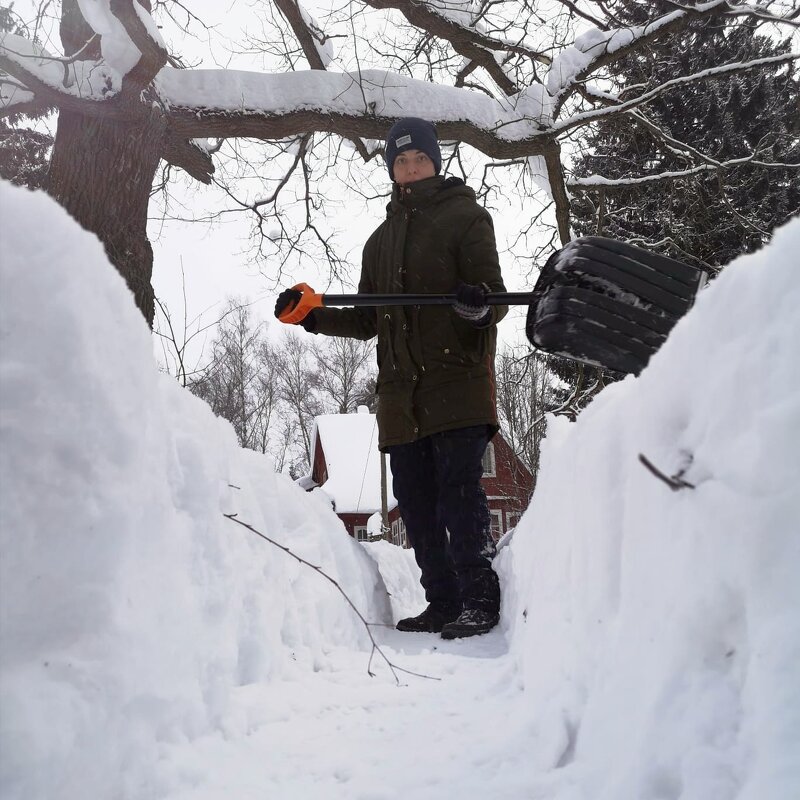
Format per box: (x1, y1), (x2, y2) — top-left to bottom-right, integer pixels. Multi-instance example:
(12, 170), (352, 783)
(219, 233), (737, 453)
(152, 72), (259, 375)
(300, 408), (533, 546)
(480, 430), (534, 540)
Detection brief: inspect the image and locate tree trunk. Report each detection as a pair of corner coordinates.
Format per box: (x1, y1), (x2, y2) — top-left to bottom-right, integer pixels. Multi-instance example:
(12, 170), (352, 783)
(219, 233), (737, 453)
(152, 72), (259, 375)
(48, 0), (163, 326)
(48, 108), (165, 325)
(543, 141), (572, 245)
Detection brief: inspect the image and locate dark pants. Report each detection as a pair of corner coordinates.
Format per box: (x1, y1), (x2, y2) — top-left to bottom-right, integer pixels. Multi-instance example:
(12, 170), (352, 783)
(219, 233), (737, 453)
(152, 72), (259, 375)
(388, 425), (500, 613)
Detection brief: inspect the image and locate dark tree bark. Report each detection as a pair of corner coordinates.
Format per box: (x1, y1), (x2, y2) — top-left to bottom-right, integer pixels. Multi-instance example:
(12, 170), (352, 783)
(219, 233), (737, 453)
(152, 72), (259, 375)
(48, 109), (165, 324)
(46, 0), (167, 326)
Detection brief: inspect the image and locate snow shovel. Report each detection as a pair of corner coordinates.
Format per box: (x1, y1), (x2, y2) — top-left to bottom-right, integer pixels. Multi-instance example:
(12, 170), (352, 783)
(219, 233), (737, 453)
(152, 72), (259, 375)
(279, 237), (707, 375)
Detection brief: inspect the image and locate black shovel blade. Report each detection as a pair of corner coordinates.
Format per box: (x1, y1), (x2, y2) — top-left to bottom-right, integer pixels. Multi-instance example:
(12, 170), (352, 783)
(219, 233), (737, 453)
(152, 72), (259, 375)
(527, 237), (706, 374)
(528, 289), (668, 375)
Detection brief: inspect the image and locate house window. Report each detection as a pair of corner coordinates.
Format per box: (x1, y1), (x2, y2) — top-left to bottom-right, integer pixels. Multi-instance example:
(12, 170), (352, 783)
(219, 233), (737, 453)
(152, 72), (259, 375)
(482, 442), (496, 477)
(489, 510), (503, 540)
(354, 525), (369, 542)
(391, 518), (408, 548)
(506, 511), (521, 532)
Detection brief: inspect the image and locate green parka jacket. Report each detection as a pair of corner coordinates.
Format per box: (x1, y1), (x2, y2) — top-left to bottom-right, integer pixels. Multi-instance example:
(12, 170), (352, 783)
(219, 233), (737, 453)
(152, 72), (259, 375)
(312, 175), (507, 449)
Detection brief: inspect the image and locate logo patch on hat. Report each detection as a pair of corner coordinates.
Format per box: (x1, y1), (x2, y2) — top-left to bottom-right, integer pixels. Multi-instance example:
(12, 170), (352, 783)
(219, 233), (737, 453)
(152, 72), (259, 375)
(395, 134), (412, 147)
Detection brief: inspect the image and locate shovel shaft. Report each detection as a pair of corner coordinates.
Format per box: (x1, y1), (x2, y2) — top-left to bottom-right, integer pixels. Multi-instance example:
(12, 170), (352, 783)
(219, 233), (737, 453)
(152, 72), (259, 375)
(321, 292), (536, 307)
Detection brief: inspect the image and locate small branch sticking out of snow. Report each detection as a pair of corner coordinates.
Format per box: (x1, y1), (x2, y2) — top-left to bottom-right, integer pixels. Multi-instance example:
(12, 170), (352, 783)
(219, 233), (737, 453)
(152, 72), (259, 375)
(224, 512), (441, 685)
(638, 453), (696, 491)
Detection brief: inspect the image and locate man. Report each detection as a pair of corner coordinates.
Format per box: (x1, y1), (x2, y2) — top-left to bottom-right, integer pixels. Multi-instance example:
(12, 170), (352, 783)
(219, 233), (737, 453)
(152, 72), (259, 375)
(275, 117), (507, 639)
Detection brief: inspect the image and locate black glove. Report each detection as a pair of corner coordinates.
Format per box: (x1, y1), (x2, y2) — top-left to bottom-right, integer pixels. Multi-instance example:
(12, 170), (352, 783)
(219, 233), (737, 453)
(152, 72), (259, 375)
(274, 288), (317, 331)
(453, 282), (492, 326)
(275, 288), (302, 319)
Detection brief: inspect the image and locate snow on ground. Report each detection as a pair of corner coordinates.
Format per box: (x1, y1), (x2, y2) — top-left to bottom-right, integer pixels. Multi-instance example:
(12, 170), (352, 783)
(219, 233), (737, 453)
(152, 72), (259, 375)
(1, 179), (798, 800)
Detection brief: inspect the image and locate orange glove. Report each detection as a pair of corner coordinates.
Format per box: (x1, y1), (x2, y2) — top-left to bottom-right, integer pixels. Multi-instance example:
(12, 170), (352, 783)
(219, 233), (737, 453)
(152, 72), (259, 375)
(274, 283), (324, 325)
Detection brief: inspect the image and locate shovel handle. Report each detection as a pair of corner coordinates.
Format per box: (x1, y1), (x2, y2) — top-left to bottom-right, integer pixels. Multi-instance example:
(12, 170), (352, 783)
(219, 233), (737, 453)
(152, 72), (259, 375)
(319, 292), (536, 307)
(279, 285), (537, 322)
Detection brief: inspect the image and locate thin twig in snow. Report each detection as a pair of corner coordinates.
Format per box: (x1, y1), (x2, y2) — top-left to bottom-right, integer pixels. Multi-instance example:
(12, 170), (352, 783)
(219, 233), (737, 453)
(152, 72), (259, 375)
(224, 513), (440, 684)
(638, 453), (696, 491)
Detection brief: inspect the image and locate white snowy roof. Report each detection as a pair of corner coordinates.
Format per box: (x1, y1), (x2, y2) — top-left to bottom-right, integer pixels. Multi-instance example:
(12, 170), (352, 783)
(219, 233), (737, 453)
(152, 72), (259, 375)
(311, 410), (397, 515)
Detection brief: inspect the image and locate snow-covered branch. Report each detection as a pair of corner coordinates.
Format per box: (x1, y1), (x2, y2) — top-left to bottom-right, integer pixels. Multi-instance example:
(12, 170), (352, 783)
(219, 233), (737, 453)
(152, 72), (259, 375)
(553, 50), (799, 136)
(549, 1), (800, 117)
(0, 75), (39, 117)
(107, 0), (169, 93)
(158, 67), (552, 156)
(670, 1), (800, 28)
(568, 153), (798, 193)
(0, 32), (124, 114)
(548, 6), (691, 111)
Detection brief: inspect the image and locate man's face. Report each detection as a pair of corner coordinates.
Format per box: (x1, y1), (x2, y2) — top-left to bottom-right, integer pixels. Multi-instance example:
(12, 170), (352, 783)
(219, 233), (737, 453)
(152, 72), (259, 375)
(393, 149), (436, 185)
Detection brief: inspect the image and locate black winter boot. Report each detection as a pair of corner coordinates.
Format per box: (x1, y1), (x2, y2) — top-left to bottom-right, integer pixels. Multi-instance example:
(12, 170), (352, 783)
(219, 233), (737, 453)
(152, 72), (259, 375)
(440, 609), (499, 639)
(396, 603), (462, 633)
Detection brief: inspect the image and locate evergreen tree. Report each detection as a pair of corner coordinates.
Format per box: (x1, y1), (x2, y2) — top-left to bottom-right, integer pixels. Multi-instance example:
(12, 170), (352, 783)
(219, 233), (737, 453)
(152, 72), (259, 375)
(0, 4), (54, 190)
(570, 3), (799, 269)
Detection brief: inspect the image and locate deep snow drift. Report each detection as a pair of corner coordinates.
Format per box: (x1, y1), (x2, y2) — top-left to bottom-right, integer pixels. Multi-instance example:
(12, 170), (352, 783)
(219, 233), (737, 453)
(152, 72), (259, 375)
(0, 183), (394, 799)
(497, 215), (800, 799)
(1, 180), (798, 800)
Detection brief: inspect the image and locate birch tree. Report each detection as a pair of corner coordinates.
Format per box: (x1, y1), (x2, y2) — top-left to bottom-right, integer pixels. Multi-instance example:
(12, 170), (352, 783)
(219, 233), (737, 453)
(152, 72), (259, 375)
(1, 1), (797, 324)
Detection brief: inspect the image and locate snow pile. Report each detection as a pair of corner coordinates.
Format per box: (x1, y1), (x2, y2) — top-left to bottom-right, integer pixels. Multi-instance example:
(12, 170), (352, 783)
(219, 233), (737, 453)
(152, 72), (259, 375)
(498, 218), (800, 799)
(0, 182), (391, 800)
(362, 540), (425, 623)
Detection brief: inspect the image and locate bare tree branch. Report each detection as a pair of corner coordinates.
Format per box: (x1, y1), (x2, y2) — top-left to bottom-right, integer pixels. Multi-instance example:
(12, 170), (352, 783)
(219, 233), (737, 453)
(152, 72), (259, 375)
(363, 0), (551, 96)
(273, 0), (328, 71)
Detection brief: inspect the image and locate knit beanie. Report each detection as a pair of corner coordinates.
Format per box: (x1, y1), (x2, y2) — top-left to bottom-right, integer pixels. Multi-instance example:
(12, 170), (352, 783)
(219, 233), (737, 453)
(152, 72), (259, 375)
(385, 117), (442, 181)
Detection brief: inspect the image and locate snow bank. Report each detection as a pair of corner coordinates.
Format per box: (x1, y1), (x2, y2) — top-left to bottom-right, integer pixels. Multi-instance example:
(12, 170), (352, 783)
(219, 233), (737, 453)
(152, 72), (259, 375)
(362, 540), (425, 623)
(0, 182), (391, 800)
(498, 218), (800, 800)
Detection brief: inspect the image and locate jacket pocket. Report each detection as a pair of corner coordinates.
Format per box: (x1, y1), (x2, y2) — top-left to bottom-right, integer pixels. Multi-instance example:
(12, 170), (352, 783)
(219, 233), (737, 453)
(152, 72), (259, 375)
(449, 315), (486, 361)
(421, 309), (483, 369)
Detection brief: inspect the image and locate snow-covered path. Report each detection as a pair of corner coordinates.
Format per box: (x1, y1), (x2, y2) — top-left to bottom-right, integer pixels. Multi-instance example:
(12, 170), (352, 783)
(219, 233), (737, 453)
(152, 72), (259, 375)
(159, 628), (541, 800)
(3, 186), (799, 800)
